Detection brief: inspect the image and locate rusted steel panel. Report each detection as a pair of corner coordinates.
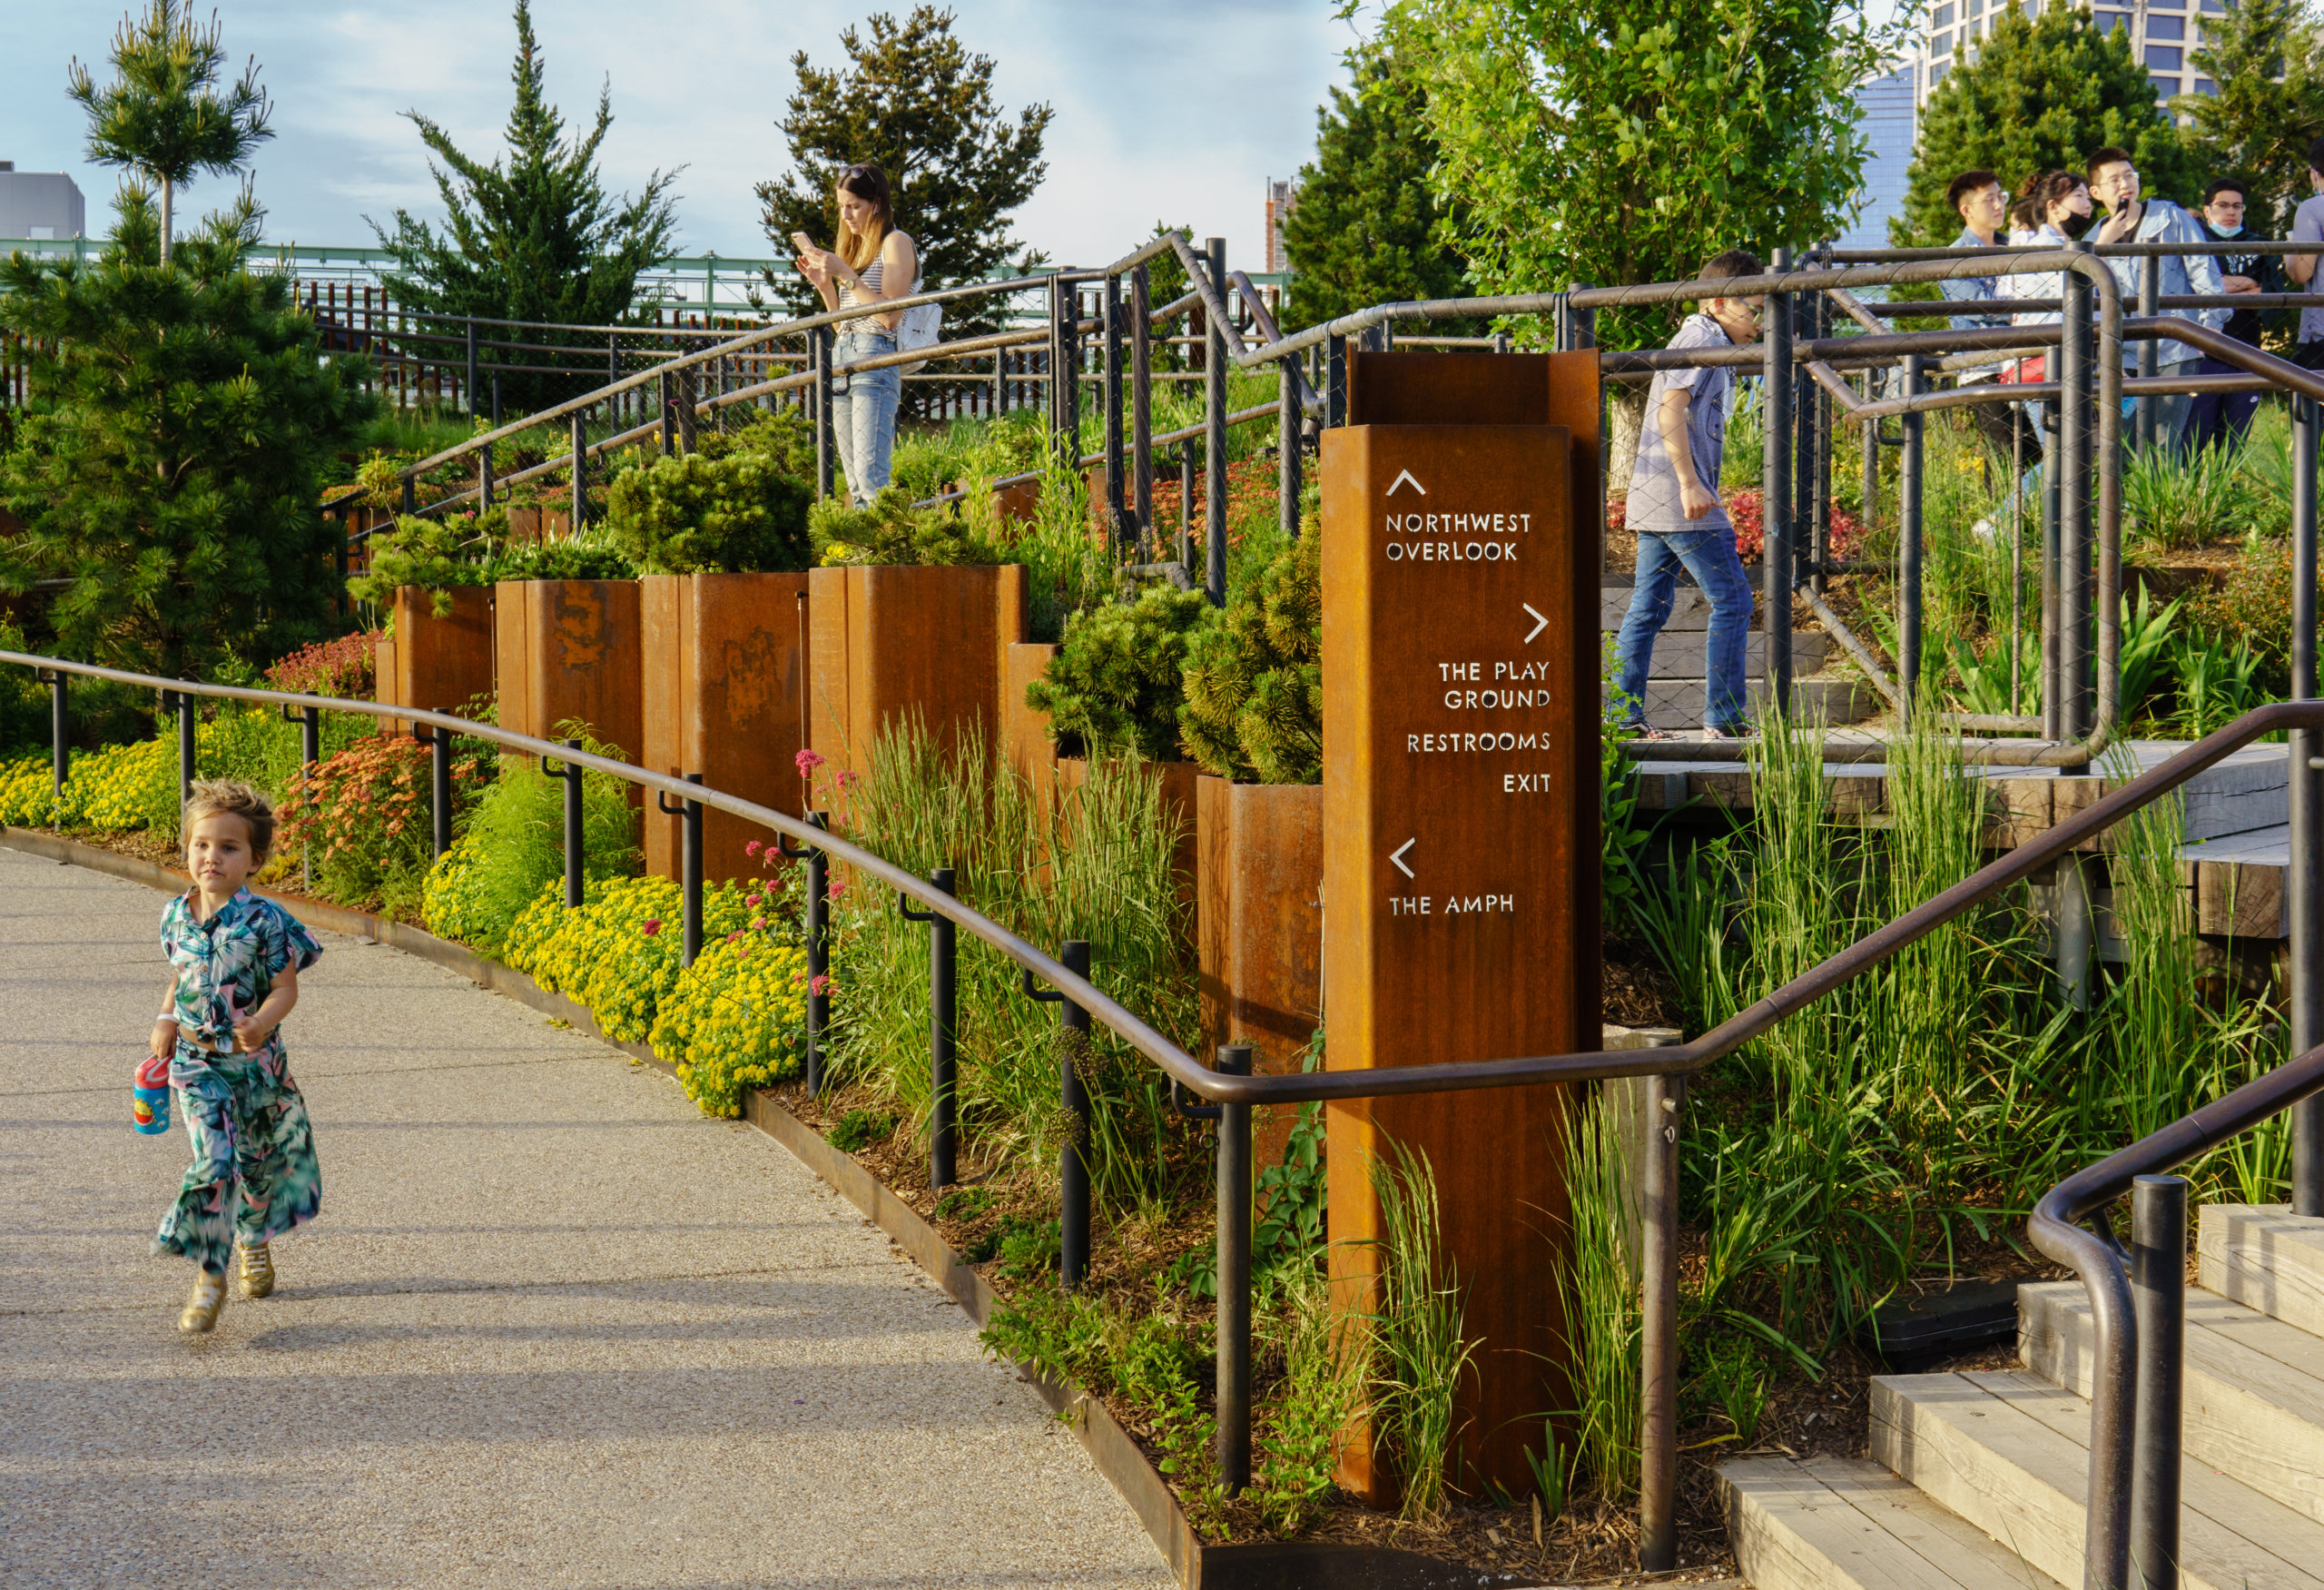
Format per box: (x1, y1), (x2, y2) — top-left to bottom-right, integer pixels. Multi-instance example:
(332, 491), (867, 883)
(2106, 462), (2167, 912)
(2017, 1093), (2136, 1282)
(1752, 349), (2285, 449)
(517, 580), (644, 779)
(689, 571), (810, 881)
(492, 581), (531, 746)
(639, 575), (689, 880)
(1320, 351), (1597, 1501)
(1198, 776), (1324, 1171)
(391, 585), (494, 723)
(1006, 641), (1062, 813)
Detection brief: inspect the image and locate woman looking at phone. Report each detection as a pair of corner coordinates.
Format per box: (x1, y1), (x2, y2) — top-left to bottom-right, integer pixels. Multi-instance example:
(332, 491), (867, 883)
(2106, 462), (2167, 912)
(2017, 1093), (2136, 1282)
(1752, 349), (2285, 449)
(793, 162), (919, 506)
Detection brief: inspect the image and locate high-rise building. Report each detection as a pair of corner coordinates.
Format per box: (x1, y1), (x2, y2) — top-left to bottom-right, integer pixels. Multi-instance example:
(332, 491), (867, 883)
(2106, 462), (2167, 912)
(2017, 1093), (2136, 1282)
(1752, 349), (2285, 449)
(1915, 0), (2226, 107)
(0, 163), (86, 241)
(1265, 178), (1295, 273)
(1837, 63), (1920, 250)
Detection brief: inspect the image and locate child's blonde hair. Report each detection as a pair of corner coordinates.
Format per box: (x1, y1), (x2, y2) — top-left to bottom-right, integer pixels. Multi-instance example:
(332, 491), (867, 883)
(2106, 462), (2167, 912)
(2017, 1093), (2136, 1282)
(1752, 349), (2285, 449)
(183, 779), (276, 864)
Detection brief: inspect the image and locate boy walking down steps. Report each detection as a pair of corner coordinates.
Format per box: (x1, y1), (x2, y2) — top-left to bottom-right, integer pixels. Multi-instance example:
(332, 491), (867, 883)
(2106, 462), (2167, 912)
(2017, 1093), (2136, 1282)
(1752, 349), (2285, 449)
(1612, 249), (1765, 741)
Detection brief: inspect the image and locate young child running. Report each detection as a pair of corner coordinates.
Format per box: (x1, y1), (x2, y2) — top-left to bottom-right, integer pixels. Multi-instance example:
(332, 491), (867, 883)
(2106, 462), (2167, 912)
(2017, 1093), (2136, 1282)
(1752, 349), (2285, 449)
(150, 780), (324, 1334)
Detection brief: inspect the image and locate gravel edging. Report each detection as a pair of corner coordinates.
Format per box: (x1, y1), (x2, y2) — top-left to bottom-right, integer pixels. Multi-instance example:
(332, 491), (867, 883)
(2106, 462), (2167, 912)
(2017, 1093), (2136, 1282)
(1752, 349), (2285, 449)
(2, 825), (1203, 1586)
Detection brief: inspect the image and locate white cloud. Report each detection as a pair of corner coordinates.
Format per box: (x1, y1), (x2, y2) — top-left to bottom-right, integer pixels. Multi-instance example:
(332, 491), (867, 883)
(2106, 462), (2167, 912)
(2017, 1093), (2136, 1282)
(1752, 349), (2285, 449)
(3, 0), (1354, 271)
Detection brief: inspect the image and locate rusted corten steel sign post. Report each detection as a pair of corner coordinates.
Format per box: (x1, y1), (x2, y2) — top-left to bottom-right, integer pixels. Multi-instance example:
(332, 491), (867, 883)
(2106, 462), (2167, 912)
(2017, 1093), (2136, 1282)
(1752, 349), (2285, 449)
(1321, 351), (1602, 1499)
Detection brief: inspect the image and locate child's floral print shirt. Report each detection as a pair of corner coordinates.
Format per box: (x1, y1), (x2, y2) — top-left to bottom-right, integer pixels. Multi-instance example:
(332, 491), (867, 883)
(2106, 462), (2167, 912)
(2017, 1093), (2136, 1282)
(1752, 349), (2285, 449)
(160, 889), (323, 1055)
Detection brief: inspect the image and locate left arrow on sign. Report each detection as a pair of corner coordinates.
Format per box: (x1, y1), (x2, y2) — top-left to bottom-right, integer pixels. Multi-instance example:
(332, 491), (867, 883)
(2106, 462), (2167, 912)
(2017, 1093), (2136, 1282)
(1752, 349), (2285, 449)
(1391, 838), (1416, 878)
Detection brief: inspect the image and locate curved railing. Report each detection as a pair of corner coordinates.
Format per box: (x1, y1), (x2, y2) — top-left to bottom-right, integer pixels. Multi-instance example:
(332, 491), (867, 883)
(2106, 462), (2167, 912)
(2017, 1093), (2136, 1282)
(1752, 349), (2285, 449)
(9, 642), (2321, 1576)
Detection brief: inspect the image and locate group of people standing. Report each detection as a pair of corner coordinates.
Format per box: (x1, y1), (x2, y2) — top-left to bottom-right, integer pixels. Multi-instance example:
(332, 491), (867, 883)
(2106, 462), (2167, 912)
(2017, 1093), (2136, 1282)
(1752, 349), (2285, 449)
(1935, 143), (2324, 455)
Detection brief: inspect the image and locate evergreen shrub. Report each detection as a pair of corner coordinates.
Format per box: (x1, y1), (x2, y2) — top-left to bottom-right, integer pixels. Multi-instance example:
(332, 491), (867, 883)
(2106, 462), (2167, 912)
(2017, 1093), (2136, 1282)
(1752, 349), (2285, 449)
(1025, 586), (1212, 759)
(603, 449), (812, 573)
(1179, 533), (1322, 784)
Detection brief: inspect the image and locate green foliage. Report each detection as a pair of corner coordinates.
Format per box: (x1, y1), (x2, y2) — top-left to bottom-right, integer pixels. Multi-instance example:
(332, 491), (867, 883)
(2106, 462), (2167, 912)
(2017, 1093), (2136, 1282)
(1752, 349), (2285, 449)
(810, 488), (1002, 567)
(1282, 42), (1472, 334)
(1396, 0), (1899, 350)
(1026, 587), (1212, 759)
(1179, 533), (1321, 783)
(67, 1), (273, 262)
(1251, 1261), (1368, 1536)
(1896, 5), (2199, 248)
(754, 5), (1053, 328)
(602, 449), (813, 574)
(1555, 1088), (1640, 1498)
(0, 192), (378, 680)
(422, 726), (639, 956)
(1366, 1141), (1477, 1525)
(346, 512), (506, 611)
(823, 719), (1197, 1208)
(827, 1108), (895, 1154)
(368, 0), (680, 410)
(493, 538), (639, 583)
(2180, 0), (2324, 238)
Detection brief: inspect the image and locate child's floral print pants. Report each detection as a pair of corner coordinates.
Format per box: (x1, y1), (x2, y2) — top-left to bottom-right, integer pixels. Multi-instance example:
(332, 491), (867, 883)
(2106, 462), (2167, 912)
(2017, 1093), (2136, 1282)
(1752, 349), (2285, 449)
(153, 1043), (321, 1276)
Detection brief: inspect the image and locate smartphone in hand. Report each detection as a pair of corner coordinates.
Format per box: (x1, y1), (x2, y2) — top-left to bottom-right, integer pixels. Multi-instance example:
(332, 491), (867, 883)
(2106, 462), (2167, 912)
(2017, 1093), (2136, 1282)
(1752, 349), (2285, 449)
(791, 232), (815, 255)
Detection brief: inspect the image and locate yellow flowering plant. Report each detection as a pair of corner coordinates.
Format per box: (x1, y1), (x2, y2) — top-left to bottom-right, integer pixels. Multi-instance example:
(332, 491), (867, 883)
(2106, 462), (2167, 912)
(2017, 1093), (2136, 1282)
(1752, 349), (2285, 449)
(651, 933), (810, 1117)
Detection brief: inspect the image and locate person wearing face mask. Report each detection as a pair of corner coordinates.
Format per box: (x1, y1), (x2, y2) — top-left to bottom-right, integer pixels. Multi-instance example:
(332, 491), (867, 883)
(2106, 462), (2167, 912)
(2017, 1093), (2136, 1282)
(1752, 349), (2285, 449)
(1998, 171), (2095, 433)
(2085, 146), (2227, 450)
(2189, 176), (2279, 450)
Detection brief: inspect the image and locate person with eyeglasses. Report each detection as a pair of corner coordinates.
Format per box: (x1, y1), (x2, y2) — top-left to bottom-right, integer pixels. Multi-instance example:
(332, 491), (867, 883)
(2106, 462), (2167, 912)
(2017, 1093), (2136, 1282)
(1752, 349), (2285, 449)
(2190, 176), (2279, 450)
(1612, 248), (1766, 743)
(791, 162), (920, 506)
(2086, 146), (2226, 451)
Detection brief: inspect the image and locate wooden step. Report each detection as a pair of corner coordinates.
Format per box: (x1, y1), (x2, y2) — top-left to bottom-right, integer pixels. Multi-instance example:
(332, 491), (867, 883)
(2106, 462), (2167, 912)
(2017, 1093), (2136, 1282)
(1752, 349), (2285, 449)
(2201, 1204), (2324, 1337)
(2019, 1279), (2324, 1523)
(1719, 1454), (2061, 1590)
(1871, 1369), (2324, 1590)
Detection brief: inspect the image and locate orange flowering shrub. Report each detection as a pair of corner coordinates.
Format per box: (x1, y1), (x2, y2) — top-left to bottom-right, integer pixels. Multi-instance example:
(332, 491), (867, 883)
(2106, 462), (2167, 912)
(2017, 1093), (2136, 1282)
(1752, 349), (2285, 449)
(266, 632), (380, 699)
(277, 732), (490, 915)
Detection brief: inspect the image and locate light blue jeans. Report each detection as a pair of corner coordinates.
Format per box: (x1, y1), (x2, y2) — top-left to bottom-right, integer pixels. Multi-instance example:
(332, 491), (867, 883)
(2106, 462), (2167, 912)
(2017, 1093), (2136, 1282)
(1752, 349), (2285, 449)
(830, 331), (900, 506)
(1614, 528), (1755, 731)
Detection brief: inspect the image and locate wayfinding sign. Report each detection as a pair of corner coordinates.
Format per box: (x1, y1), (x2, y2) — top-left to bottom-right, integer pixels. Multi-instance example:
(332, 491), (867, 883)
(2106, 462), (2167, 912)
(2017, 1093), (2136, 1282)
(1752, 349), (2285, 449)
(1321, 351), (1600, 1499)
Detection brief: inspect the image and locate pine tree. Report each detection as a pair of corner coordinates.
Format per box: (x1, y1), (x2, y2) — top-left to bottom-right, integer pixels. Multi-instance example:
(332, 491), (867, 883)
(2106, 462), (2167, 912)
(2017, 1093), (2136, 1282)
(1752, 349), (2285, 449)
(2180, 0), (2324, 236)
(755, 6), (1052, 320)
(0, 190), (379, 676)
(1281, 43), (1471, 332)
(67, 2), (272, 265)
(1180, 534), (1321, 784)
(1026, 586), (1213, 760)
(1896, 5), (2200, 247)
(369, 0), (681, 410)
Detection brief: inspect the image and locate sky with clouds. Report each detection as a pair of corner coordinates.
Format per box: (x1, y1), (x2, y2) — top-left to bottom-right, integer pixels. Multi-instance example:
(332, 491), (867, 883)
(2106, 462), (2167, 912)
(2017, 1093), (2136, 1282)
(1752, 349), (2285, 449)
(1, 1), (1363, 271)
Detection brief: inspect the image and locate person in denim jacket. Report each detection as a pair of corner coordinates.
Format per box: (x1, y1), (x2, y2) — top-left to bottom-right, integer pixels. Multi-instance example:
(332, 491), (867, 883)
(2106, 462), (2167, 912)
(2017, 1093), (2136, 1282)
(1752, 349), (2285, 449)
(2086, 146), (2228, 450)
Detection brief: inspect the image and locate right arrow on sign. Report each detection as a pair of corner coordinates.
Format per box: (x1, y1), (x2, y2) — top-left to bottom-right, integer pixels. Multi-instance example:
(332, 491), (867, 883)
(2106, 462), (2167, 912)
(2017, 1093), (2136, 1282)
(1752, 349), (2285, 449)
(1522, 603), (1548, 644)
(1391, 838), (1416, 878)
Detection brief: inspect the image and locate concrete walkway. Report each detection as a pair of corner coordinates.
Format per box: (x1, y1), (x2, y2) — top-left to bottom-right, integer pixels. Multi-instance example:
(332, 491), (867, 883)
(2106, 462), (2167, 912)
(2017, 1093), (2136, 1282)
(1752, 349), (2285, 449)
(0, 846), (1173, 1589)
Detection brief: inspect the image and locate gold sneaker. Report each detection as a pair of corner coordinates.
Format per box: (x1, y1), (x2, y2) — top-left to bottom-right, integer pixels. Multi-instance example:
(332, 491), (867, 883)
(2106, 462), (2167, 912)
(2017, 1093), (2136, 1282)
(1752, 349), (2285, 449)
(179, 1271), (227, 1335)
(238, 1241), (274, 1299)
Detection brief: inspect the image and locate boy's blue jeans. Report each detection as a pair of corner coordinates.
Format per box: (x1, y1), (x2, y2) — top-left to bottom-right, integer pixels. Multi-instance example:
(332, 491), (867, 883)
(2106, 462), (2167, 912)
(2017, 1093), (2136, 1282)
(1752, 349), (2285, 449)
(1614, 528), (1755, 730)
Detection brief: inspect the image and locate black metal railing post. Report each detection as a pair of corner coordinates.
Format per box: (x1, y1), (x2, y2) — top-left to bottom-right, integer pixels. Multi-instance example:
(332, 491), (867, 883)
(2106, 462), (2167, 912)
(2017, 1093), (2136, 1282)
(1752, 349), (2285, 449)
(2062, 254), (2094, 745)
(283, 701), (321, 890)
(1025, 940), (1096, 1289)
(1205, 237), (1229, 607)
(660, 369), (676, 458)
(813, 325), (835, 501)
(1130, 262), (1155, 553)
(543, 736), (585, 909)
(465, 315), (478, 416)
(777, 810), (832, 1097)
(655, 774), (704, 965)
(1215, 1042), (1253, 1496)
(899, 868), (959, 1191)
(1325, 330), (1348, 429)
(2041, 401), (2063, 741)
(2137, 255), (2160, 453)
(1105, 272), (1127, 557)
(478, 439), (494, 511)
(44, 669), (66, 795)
(1763, 246), (1795, 722)
(2293, 394), (2323, 1215)
(570, 409), (588, 529)
(1278, 356), (1302, 541)
(2129, 1174), (2186, 1590)
(1047, 276), (1068, 463)
(176, 689), (197, 809)
(1900, 351), (1925, 721)
(1640, 1072), (1683, 1573)
(414, 723), (452, 859)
